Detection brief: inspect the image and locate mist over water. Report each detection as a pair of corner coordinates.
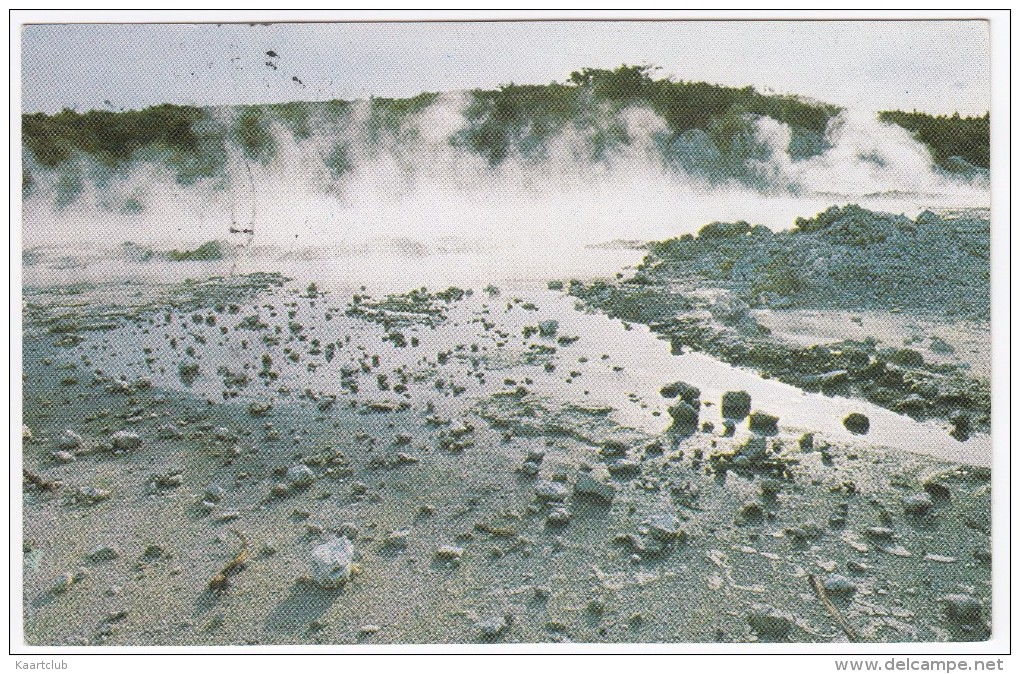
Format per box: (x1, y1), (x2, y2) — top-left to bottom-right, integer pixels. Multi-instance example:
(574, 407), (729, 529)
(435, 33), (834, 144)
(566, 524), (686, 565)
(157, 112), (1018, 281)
(21, 94), (988, 289)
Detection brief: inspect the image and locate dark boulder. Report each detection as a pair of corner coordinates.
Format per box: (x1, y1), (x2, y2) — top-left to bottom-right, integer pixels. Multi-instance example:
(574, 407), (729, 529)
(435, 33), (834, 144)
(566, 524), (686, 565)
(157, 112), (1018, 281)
(748, 411), (779, 435)
(668, 401), (699, 432)
(721, 390), (752, 420)
(660, 381), (700, 408)
(843, 412), (870, 435)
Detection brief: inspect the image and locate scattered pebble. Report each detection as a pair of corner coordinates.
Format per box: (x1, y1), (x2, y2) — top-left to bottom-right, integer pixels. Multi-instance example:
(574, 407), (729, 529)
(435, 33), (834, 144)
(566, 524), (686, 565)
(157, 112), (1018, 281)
(902, 492), (934, 516)
(86, 546), (120, 563)
(534, 480), (569, 502)
(843, 413), (870, 435)
(574, 473), (615, 503)
(110, 431), (142, 451)
(286, 464), (315, 488)
(546, 508), (571, 527)
(941, 594), (982, 624)
(310, 537), (356, 589)
(822, 573), (857, 594)
(436, 545), (464, 561)
(57, 430), (83, 450)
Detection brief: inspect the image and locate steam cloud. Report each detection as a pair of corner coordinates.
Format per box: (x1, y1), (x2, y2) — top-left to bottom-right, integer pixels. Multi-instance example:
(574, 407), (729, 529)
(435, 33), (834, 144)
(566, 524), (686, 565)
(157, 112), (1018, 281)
(21, 94), (988, 284)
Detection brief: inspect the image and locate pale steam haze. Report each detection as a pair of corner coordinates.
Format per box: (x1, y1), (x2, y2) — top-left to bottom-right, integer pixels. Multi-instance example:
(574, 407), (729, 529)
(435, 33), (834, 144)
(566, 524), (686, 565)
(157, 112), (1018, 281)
(18, 16), (991, 287)
(22, 20), (989, 115)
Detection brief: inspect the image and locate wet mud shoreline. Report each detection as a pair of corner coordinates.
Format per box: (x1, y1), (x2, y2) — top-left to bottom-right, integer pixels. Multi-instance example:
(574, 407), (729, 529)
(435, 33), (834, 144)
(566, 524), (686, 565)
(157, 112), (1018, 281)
(20, 271), (992, 645)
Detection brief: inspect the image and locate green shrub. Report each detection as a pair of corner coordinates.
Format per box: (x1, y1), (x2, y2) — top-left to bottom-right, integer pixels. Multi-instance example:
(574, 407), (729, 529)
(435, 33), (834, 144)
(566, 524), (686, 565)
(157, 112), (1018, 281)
(166, 240), (227, 261)
(232, 108), (276, 164)
(879, 110), (989, 170)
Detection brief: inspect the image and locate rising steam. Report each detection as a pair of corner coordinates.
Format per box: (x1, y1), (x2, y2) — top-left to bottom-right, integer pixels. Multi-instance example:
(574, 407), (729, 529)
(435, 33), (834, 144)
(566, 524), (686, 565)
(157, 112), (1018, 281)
(21, 93), (989, 282)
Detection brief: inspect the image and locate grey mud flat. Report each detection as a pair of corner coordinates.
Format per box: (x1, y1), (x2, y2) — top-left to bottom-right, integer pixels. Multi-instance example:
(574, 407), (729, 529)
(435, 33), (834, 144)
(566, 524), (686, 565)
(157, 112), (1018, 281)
(21, 275), (991, 645)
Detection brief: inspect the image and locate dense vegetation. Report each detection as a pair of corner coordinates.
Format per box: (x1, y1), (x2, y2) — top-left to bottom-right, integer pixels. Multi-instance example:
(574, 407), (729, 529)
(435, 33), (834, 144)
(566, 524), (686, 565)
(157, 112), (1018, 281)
(21, 65), (990, 201)
(457, 65), (842, 167)
(22, 104), (207, 168)
(878, 110), (990, 170)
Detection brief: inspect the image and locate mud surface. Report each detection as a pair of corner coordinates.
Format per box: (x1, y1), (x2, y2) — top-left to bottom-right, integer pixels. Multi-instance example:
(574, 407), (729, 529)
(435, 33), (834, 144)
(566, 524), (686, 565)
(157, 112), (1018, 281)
(21, 274), (992, 645)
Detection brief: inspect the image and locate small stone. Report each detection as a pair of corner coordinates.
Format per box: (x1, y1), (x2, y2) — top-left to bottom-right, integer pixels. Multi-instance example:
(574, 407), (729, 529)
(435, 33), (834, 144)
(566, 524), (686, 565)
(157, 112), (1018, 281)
(721, 391), (752, 420)
(286, 464), (315, 488)
(607, 459), (640, 476)
(902, 492), (934, 515)
(51, 450), (76, 464)
(204, 484), (226, 503)
(436, 545), (465, 561)
(668, 401), (699, 431)
(760, 479), (783, 496)
(107, 610), (128, 623)
(475, 616), (508, 639)
(52, 571), (76, 594)
(880, 544), (912, 557)
(111, 431), (142, 451)
(747, 604), (792, 640)
(22, 425), (33, 442)
(141, 542), (169, 558)
(212, 427), (235, 441)
(152, 471), (183, 489)
(923, 554), (957, 564)
(843, 413), (870, 435)
(76, 486), (112, 504)
(922, 479), (952, 501)
(156, 424), (184, 440)
(646, 513), (683, 542)
(748, 412), (779, 435)
(521, 461), (540, 476)
(383, 530), (409, 549)
(525, 450), (546, 464)
(738, 436), (768, 460)
(822, 574), (857, 594)
(941, 594), (982, 624)
(86, 546), (120, 563)
(660, 381), (700, 406)
(359, 624), (381, 635)
(864, 527), (896, 541)
(270, 483), (290, 498)
(546, 508), (571, 527)
(949, 412), (972, 441)
(534, 480), (569, 502)
(248, 402), (272, 417)
(740, 502), (764, 520)
(310, 537), (356, 589)
(574, 473), (615, 503)
(57, 430), (84, 450)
